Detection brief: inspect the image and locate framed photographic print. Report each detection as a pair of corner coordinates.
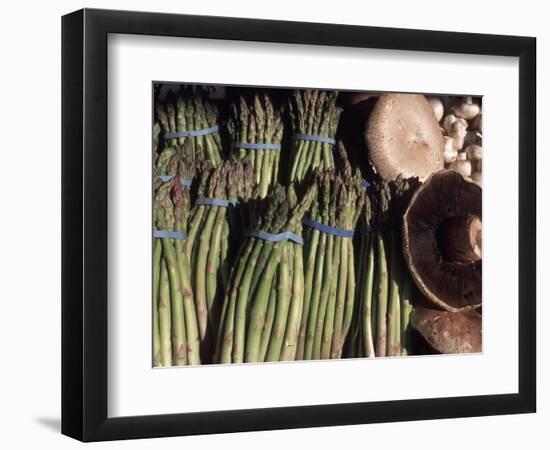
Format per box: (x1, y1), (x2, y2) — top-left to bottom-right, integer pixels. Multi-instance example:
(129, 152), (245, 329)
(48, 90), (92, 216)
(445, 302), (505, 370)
(61, 8), (536, 442)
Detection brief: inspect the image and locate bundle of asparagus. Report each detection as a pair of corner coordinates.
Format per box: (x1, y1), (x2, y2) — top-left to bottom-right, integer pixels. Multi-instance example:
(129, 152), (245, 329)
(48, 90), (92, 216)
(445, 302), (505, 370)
(288, 90), (342, 182)
(155, 87), (223, 166)
(215, 183), (317, 364)
(186, 159), (255, 363)
(153, 144), (201, 366)
(349, 176), (420, 358)
(228, 93), (284, 198)
(296, 144), (364, 360)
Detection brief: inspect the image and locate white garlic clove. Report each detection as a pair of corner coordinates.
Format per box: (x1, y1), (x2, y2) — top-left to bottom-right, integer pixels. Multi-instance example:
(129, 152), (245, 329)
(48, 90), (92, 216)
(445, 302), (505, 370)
(457, 152), (468, 161)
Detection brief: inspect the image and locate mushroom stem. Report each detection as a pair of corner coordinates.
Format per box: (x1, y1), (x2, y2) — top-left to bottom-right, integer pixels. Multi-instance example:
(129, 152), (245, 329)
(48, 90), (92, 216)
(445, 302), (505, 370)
(439, 215), (482, 263)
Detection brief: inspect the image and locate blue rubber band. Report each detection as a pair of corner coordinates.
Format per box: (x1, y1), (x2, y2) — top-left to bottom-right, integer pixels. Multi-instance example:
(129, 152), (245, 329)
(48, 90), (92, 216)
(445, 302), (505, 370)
(164, 125), (219, 140)
(248, 230), (304, 245)
(293, 133), (336, 145)
(302, 217), (354, 238)
(195, 198), (238, 208)
(362, 179), (371, 188)
(153, 230), (188, 240)
(158, 175), (193, 186)
(233, 142), (282, 150)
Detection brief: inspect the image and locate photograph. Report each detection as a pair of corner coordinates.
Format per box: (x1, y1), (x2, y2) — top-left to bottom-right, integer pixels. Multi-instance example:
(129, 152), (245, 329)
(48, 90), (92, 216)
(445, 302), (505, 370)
(56, 5), (537, 444)
(152, 84), (483, 366)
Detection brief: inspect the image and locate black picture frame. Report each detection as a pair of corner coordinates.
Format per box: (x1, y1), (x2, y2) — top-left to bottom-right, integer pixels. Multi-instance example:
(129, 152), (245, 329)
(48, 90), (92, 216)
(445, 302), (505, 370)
(62, 8), (536, 442)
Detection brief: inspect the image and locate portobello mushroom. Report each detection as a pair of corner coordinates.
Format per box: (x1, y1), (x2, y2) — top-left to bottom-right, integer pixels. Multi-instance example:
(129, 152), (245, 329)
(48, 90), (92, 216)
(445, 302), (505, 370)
(366, 93), (444, 181)
(403, 170), (482, 311)
(411, 307), (482, 354)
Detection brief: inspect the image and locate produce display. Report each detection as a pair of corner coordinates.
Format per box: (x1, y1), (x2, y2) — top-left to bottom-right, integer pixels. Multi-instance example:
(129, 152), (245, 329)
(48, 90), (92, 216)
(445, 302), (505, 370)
(152, 84), (483, 366)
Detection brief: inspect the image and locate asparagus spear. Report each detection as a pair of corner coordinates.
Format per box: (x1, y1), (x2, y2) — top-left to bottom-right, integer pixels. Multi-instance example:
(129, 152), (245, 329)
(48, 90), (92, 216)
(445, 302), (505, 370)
(361, 231), (376, 357)
(387, 231), (402, 357)
(153, 240), (162, 367)
(216, 238), (255, 363)
(281, 242), (304, 361)
(373, 182), (390, 357)
(158, 258), (172, 366)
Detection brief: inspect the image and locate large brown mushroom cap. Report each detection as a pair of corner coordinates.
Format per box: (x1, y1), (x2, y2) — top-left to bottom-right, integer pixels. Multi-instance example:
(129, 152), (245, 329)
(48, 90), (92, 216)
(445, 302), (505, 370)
(403, 170), (482, 311)
(411, 307), (482, 354)
(366, 94), (444, 181)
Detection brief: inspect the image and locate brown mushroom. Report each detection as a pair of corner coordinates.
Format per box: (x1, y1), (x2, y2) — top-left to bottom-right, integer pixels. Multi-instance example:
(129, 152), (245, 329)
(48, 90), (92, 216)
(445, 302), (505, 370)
(411, 307), (482, 354)
(366, 94), (444, 181)
(403, 170), (482, 311)
(341, 91), (380, 106)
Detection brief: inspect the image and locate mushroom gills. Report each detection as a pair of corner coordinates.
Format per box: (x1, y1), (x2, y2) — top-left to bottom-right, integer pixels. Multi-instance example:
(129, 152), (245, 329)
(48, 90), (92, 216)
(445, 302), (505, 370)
(437, 215), (482, 263)
(403, 170), (482, 311)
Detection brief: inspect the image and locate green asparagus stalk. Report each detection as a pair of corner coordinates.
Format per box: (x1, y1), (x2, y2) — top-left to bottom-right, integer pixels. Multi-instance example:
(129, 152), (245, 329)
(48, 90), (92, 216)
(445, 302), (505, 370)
(390, 176), (421, 356)
(216, 238), (255, 363)
(259, 274), (278, 361)
(158, 259), (172, 366)
(247, 241), (284, 362)
(400, 272), (414, 356)
(303, 231), (327, 360)
(295, 227), (320, 359)
(387, 231), (402, 356)
(153, 240), (162, 367)
(360, 230), (376, 357)
(173, 154), (201, 365)
(367, 181), (389, 357)
(280, 242), (304, 361)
